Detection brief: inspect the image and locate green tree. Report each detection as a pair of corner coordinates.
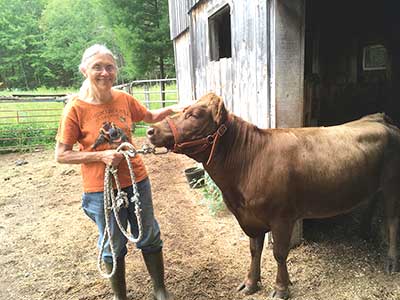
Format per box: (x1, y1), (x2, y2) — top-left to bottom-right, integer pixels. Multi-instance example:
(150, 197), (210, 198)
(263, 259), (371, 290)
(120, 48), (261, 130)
(40, 0), (119, 87)
(0, 0), (46, 89)
(0, 0), (174, 90)
(109, 0), (175, 80)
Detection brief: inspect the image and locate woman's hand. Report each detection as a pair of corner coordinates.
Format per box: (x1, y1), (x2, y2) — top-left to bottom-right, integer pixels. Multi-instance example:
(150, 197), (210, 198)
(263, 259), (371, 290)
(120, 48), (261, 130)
(169, 103), (190, 114)
(101, 150), (124, 167)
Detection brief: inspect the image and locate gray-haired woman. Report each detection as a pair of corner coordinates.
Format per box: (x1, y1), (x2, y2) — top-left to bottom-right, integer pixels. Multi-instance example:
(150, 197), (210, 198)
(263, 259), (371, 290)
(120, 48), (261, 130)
(56, 44), (177, 300)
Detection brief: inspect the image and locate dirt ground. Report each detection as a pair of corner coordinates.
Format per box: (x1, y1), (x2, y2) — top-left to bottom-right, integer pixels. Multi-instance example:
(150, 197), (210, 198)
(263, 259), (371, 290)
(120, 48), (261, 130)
(1, 138), (400, 300)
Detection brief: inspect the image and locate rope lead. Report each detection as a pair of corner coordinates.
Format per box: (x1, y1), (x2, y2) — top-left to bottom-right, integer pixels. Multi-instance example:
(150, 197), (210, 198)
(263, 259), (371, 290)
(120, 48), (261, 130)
(97, 142), (144, 278)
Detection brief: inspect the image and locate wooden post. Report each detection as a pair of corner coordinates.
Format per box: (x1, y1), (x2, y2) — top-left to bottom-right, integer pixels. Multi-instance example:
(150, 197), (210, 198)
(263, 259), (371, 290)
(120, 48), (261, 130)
(272, 0), (306, 247)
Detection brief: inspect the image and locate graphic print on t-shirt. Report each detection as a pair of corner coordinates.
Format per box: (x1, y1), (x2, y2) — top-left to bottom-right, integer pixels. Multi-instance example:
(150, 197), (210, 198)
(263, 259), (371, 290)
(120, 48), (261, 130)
(91, 121), (129, 149)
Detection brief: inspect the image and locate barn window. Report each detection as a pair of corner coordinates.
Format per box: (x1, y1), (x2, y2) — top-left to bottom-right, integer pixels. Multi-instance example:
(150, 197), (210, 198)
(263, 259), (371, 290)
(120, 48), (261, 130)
(208, 5), (232, 61)
(362, 44), (387, 71)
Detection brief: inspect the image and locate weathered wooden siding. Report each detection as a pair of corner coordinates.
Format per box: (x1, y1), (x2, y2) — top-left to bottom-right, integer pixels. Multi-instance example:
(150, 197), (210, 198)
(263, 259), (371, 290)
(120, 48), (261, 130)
(168, 0), (190, 39)
(174, 31), (194, 105)
(232, 0), (270, 128)
(189, 0), (270, 128)
(188, 0), (206, 11)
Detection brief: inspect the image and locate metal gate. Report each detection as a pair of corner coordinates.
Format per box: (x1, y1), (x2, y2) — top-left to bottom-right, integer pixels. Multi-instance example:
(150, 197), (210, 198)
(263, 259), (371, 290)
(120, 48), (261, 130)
(0, 78), (177, 152)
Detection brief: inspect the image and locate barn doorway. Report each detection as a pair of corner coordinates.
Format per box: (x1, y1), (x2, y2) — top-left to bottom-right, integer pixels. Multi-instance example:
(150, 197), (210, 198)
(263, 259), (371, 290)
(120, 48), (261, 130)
(303, 0), (400, 243)
(304, 0), (400, 128)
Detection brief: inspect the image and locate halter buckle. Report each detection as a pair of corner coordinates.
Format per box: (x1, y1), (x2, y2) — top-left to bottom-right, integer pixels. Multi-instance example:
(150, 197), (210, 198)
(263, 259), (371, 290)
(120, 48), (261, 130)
(217, 124), (227, 136)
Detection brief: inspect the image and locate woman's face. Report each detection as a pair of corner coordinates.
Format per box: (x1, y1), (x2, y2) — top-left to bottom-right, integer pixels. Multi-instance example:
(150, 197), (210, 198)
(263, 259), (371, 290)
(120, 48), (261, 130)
(83, 53), (117, 92)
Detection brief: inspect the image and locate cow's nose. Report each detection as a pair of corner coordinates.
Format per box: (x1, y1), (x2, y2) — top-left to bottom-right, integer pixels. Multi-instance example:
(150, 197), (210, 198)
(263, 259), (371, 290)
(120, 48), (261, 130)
(146, 127), (155, 137)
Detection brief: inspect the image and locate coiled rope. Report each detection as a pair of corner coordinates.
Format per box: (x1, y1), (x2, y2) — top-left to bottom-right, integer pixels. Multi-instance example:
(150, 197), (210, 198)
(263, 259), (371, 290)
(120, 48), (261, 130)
(97, 142), (144, 278)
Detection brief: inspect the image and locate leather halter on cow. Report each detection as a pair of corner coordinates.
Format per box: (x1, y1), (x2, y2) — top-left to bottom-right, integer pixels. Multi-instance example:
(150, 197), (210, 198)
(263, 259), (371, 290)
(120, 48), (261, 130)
(165, 115), (230, 165)
(147, 92), (400, 299)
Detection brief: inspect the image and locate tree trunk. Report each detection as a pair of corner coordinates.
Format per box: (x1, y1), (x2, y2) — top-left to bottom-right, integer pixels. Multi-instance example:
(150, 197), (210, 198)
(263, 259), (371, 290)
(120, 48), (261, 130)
(20, 60), (29, 90)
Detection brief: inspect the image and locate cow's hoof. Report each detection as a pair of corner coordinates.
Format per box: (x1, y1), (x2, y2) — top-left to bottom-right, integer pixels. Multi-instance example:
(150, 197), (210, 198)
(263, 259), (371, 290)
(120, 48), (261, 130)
(152, 290), (174, 300)
(385, 257), (399, 274)
(236, 281), (261, 295)
(270, 289), (289, 299)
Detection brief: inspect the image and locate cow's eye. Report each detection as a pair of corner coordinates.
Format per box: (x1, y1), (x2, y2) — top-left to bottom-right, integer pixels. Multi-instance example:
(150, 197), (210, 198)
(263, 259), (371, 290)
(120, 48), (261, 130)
(185, 113), (198, 119)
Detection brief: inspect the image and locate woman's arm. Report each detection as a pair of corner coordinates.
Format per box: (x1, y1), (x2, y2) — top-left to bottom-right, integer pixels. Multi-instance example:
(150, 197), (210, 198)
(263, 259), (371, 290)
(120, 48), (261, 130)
(142, 104), (184, 124)
(55, 142), (123, 167)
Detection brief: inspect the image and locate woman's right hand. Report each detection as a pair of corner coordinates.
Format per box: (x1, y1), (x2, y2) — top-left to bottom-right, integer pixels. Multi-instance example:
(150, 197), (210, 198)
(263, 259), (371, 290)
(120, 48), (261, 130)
(101, 150), (124, 167)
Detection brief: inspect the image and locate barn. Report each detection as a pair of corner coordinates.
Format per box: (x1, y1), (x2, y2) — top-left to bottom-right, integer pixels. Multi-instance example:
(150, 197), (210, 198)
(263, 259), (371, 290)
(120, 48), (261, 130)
(167, 0), (400, 243)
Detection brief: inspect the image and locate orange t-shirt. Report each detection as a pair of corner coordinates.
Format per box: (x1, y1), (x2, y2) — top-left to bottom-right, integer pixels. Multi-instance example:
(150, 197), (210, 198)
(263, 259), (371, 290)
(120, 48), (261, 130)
(57, 89), (148, 193)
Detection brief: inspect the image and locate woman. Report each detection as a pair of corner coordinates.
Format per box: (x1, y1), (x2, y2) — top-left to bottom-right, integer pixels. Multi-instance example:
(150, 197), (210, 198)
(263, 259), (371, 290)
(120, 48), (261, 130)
(56, 44), (176, 300)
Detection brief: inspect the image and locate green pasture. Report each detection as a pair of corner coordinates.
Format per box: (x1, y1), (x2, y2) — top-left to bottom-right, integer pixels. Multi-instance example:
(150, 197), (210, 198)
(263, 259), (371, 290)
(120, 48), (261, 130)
(0, 83), (178, 151)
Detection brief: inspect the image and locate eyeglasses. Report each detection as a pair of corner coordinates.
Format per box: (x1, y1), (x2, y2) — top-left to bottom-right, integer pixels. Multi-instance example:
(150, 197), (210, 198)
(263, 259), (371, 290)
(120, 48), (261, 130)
(90, 64), (116, 73)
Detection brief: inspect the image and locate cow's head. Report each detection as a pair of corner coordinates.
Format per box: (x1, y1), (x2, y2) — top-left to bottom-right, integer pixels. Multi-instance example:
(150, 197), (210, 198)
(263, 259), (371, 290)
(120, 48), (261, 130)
(147, 92), (229, 163)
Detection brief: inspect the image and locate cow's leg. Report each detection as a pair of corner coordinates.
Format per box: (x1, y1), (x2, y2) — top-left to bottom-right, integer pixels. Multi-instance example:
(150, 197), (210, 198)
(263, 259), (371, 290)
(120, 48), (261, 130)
(270, 221), (294, 299)
(382, 178), (400, 274)
(385, 215), (399, 273)
(237, 234), (265, 295)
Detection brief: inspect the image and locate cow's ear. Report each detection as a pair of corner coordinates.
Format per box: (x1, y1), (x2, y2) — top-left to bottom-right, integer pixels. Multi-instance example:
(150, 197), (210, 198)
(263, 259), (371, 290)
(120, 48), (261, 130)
(212, 95), (228, 124)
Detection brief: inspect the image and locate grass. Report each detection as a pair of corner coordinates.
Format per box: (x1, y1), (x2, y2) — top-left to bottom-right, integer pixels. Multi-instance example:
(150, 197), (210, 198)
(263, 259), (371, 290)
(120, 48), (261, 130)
(0, 83), (178, 151)
(0, 87), (77, 97)
(198, 171), (226, 216)
(124, 83), (178, 110)
(0, 102), (64, 125)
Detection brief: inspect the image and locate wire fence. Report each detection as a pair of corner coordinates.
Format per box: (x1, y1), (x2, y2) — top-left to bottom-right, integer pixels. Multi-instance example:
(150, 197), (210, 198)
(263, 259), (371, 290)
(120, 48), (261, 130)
(0, 78), (177, 152)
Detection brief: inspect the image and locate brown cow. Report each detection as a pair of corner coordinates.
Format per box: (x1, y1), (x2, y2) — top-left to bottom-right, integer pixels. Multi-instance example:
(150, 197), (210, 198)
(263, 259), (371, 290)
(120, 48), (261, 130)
(146, 92), (400, 299)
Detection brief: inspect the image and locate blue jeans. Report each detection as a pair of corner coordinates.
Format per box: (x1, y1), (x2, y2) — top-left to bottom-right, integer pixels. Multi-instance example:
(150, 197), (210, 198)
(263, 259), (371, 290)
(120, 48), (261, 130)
(82, 177), (163, 263)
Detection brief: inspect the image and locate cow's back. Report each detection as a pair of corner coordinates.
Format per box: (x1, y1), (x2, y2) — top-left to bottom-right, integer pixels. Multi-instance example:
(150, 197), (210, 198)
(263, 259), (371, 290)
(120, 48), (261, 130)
(253, 114), (400, 220)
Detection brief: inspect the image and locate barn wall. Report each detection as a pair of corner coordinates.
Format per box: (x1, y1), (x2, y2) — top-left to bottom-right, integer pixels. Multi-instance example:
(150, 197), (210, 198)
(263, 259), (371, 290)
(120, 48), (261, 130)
(169, 0), (306, 130)
(174, 31), (195, 105)
(168, 0), (190, 39)
(189, 0), (271, 128)
(231, 0), (270, 128)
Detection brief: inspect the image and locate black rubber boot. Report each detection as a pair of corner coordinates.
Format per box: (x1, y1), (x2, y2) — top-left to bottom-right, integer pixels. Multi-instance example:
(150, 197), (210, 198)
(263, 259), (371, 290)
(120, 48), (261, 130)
(142, 250), (173, 300)
(104, 258), (128, 300)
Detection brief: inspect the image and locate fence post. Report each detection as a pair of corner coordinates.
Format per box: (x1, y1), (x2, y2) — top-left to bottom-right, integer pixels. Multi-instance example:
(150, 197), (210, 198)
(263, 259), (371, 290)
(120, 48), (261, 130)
(160, 81), (165, 108)
(144, 84), (150, 109)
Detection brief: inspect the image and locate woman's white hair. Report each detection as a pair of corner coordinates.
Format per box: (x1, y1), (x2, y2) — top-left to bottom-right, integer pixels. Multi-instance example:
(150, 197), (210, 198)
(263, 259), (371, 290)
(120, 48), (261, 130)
(79, 44), (116, 72)
(78, 44), (117, 98)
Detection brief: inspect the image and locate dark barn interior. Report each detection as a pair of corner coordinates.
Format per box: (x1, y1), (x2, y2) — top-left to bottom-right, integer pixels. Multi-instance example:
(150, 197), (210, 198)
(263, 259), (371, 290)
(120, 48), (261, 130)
(304, 0), (400, 127)
(303, 0), (400, 243)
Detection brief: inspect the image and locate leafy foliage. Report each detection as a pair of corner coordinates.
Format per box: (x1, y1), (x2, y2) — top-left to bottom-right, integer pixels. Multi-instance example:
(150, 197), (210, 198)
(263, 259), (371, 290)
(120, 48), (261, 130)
(0, 0), (46, 89)
(0, 0), (174, 90)
(104, 0), (175, 79)
(40, 0), (120, 86)
(0, 123), (57, 151)
(200, 172), (226, 216)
